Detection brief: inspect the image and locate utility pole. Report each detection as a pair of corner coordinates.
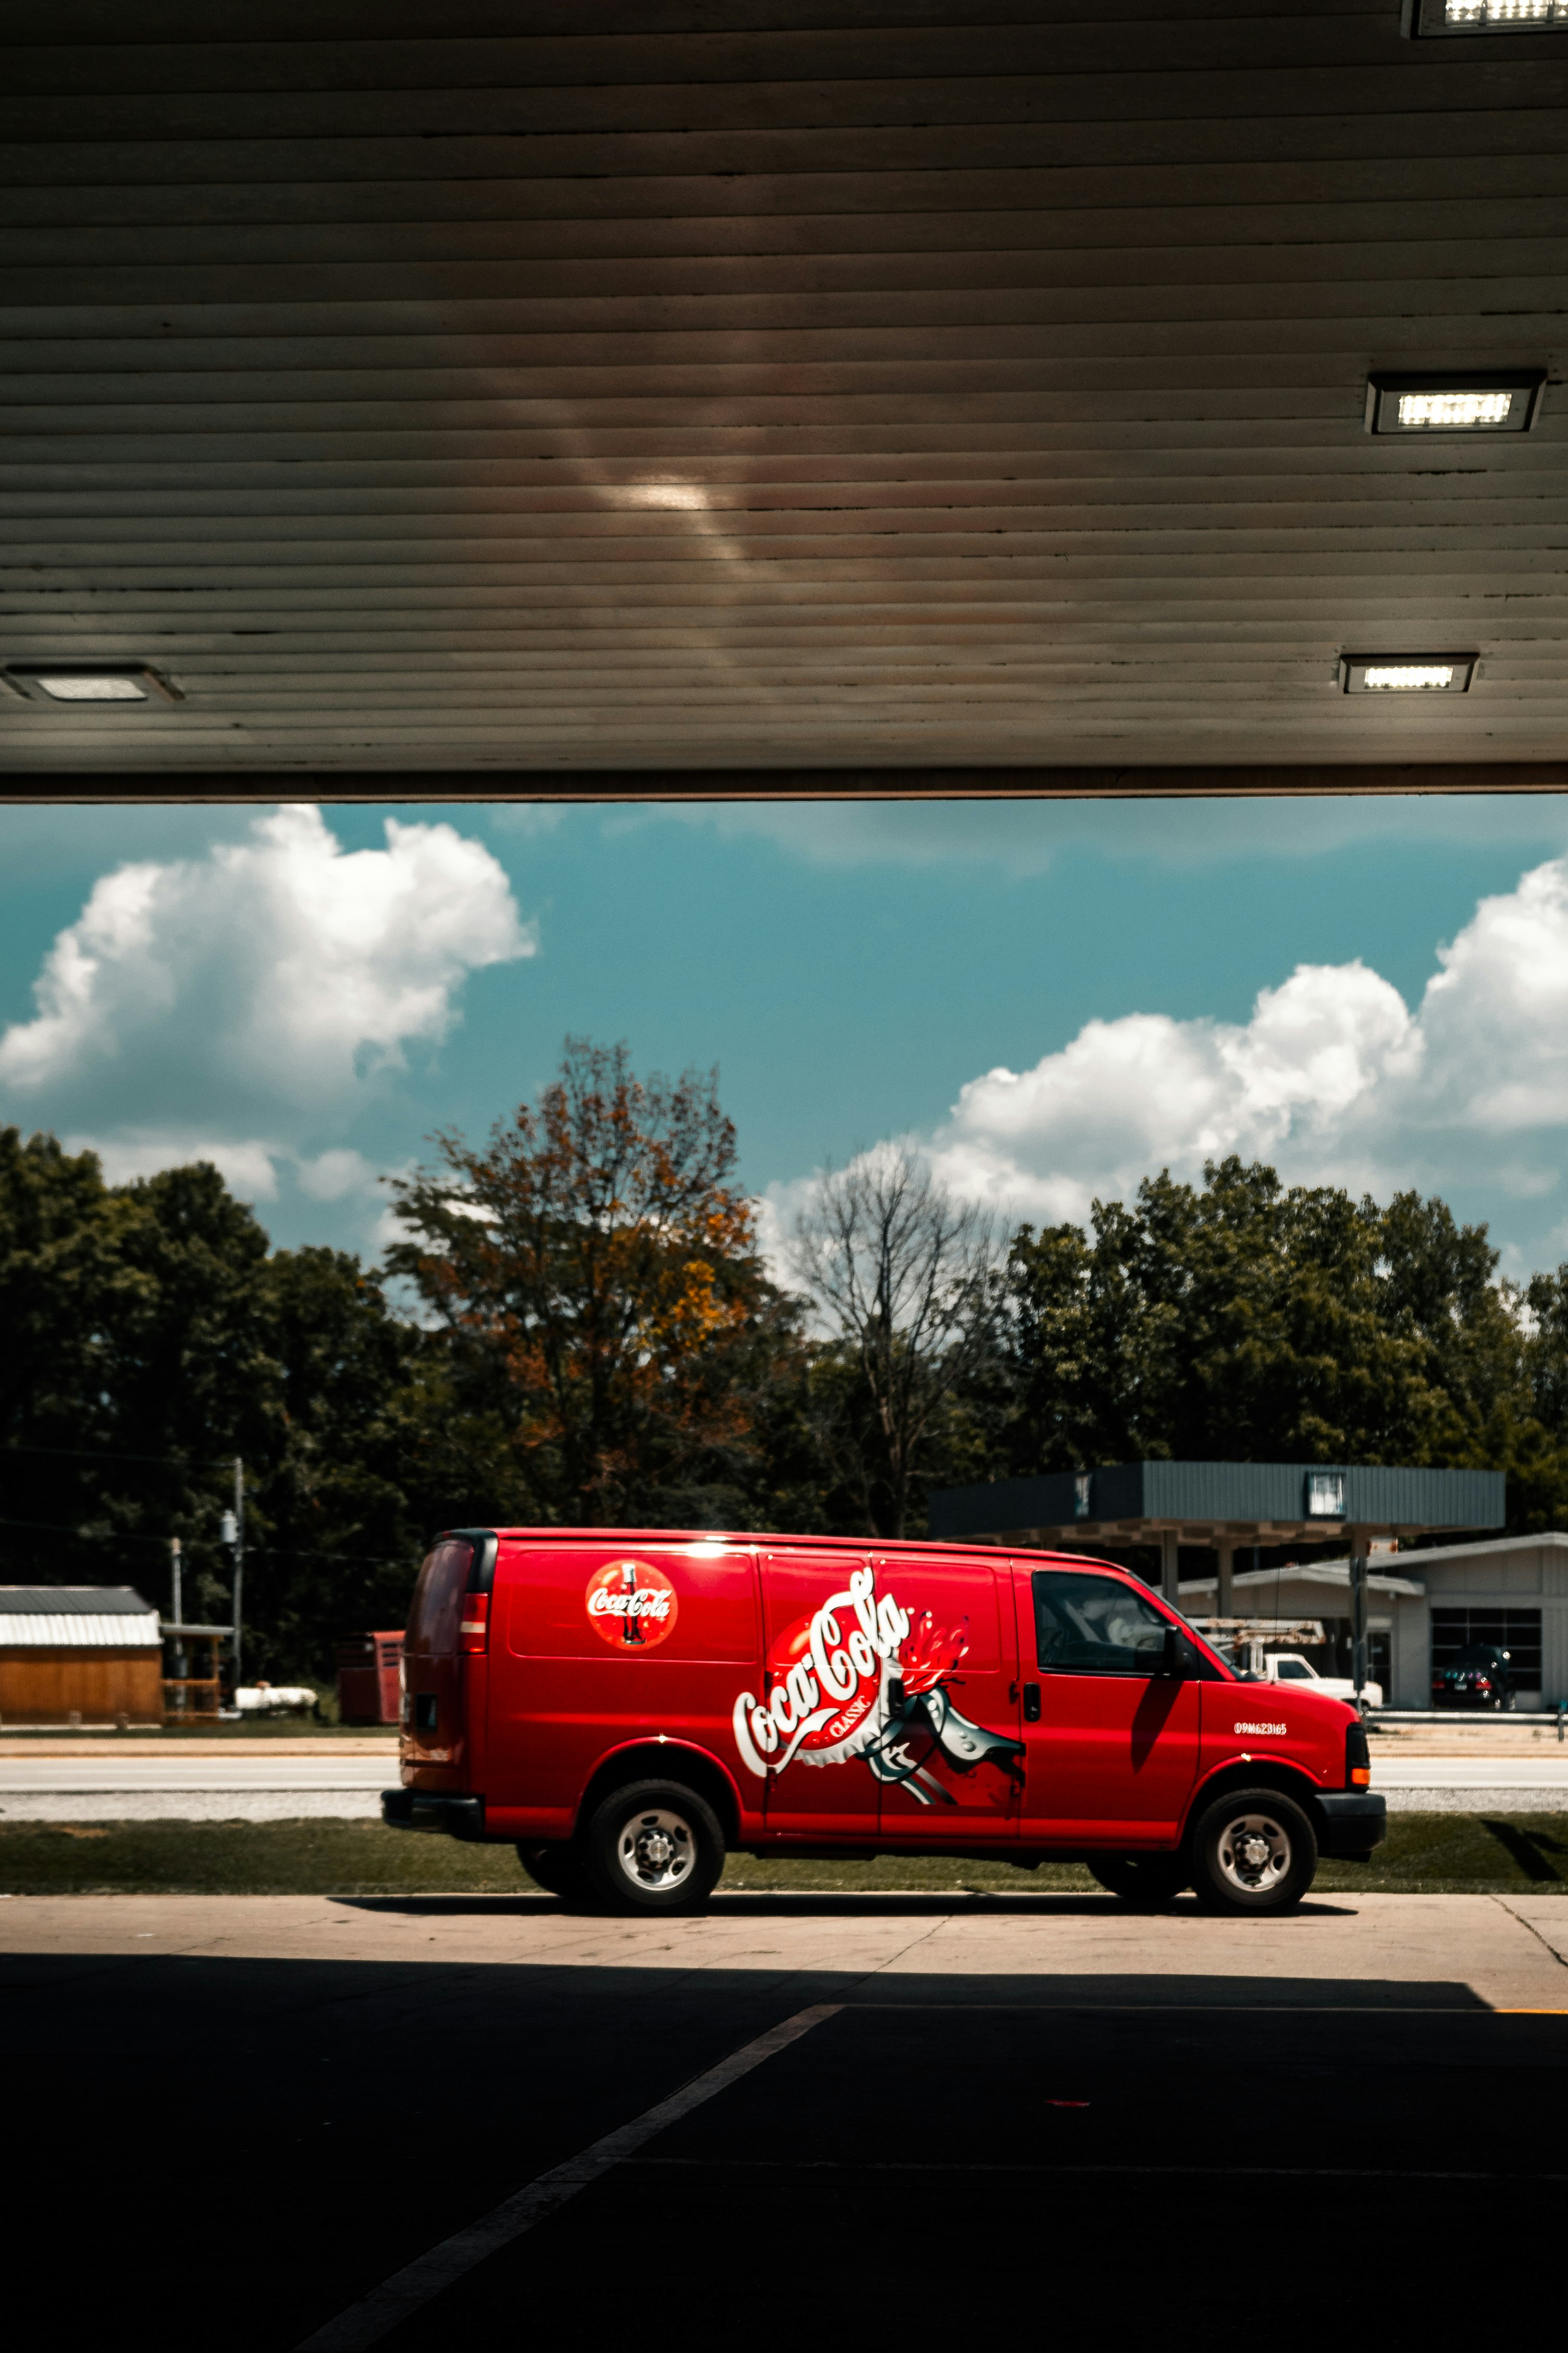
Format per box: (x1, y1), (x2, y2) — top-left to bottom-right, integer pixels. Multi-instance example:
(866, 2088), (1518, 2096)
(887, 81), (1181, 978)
(169, 1536), (186, 1698)
(220, 1460), (245, 1692)
(1348, 1524), (1369, 1714)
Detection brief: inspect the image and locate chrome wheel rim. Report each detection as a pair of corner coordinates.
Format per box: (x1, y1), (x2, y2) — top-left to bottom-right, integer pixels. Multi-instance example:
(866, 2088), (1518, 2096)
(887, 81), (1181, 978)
(616, 1805), (696, 1893)
(1216, 1811), (1291, 1895)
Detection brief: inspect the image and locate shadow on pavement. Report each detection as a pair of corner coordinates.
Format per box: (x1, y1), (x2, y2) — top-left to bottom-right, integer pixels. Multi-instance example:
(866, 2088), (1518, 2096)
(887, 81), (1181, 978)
(330, 1889), (1361, 1920)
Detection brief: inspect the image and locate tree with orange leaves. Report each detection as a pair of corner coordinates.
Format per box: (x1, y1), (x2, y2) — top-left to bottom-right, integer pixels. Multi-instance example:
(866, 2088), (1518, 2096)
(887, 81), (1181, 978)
(387, 1038), (792, 1525)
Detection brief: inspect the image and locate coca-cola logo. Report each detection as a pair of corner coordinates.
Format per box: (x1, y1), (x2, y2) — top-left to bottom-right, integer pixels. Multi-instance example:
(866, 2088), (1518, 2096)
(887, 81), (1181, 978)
(586, 1558), (678, 1651)
(732, 1563), (1023, 1802)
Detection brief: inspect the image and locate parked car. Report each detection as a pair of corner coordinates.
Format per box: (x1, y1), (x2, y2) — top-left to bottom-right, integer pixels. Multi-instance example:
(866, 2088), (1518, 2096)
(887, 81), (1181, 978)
(382, 1527), (1385, 1915)
(1432, 1641), (1516, 1710)
(1263, 1652), (1383, 1711)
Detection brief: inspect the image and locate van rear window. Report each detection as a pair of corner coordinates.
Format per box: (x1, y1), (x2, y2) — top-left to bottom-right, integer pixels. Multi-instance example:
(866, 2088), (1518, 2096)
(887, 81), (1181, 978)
(406, 1539), (474, 1656)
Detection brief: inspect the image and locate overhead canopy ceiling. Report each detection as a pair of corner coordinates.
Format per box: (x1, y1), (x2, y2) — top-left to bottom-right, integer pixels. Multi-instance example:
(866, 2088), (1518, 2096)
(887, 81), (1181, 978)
(2, 1), (1566, 794)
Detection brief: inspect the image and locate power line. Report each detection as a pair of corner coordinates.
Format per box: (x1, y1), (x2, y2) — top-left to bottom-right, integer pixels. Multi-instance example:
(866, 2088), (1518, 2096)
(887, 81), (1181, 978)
(0, 1441), (235, 1471)
(0, 1513), (411, 1569)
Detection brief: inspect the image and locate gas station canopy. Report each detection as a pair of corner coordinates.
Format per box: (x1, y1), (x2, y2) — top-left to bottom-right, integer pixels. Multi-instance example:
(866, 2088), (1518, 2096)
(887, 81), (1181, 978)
(2, 4), (1567, 798)
(929, 1460), (1507, 1603)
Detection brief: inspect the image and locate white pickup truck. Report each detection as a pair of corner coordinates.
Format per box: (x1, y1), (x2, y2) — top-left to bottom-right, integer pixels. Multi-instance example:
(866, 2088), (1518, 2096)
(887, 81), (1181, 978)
(1262, 1653), (1382, 1710)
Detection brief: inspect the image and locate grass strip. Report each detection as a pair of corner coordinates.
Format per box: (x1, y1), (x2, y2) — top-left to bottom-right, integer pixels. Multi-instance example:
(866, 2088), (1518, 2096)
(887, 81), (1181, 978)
(0, 1812), (1565, 1898)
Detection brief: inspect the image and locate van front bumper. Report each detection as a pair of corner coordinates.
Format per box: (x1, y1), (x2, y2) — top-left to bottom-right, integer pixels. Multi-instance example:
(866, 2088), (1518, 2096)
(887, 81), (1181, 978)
(1315, 1791), (1387, 1858)
(381, 1789), (486, 1841)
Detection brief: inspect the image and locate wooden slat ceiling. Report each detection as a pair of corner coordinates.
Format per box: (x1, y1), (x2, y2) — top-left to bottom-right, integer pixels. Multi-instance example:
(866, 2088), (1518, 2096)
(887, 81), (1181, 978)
(1, 0), (1566, 793)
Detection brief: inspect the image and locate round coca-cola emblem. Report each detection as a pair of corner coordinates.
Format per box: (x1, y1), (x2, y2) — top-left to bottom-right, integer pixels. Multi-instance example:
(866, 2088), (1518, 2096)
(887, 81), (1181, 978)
(585, 1558), (678, 1651)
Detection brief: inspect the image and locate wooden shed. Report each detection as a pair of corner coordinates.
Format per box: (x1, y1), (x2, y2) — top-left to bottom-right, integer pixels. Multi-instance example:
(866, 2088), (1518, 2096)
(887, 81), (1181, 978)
(0, 1587), (165, 1726)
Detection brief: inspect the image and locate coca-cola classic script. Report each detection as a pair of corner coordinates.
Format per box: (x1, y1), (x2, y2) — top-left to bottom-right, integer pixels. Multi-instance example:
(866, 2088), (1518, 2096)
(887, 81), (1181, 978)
(732, 1564), (1023, 1806)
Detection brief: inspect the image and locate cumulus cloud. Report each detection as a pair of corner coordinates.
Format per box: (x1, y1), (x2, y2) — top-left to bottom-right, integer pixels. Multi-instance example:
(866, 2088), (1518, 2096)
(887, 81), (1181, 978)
(772, 852), (1568, 1256)
(0, 803), (534, 1207)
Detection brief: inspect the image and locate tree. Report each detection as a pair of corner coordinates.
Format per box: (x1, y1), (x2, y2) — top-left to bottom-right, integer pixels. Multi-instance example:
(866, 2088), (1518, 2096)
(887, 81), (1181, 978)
(388, 1038), (789, 1523)
(788, 1145), (998, 1537)
(993, 1156), (1547, 1485)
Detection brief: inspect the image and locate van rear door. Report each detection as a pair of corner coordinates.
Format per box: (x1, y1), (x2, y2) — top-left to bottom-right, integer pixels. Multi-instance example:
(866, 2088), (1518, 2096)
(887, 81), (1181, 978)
(487, 1540), (762, 1840)
(401, 1534), (481, 1786)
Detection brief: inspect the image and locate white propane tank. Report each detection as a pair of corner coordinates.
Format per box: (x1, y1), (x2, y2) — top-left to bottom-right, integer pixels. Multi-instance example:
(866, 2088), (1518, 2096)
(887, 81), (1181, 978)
(234, 1681), (318, 1715)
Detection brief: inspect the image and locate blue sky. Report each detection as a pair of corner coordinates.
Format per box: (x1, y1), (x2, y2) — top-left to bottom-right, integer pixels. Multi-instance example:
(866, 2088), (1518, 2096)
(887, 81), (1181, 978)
(4, 793), (1568, 1281)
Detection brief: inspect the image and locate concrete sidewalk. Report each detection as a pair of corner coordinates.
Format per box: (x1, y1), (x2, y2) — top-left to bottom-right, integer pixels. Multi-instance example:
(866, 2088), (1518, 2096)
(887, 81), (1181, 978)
(4, 1889), (1565, 2009)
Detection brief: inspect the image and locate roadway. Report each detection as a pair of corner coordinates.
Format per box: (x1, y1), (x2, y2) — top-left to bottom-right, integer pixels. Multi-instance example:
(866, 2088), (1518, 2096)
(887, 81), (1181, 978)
(3, 1891), (1564, 2352)
(3, 1741), (1567, 1818)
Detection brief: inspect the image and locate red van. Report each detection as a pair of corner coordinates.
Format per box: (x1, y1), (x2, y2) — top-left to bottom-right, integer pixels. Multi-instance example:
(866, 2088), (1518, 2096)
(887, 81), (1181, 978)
(382, 1527), (1385, 1914)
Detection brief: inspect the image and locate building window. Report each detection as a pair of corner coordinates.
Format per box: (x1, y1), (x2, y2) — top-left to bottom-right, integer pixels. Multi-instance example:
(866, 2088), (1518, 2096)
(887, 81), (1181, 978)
(1306, 1471), (1345, 1517)
(1430, 1607), (1542, 1686)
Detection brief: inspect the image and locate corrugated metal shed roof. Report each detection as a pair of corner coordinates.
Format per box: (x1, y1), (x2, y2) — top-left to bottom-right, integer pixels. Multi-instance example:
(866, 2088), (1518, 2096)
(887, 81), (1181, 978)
(0, 1612), (163, 1647)
(0, 1587), (162, 1646)
(0, 1586), (155, 1614)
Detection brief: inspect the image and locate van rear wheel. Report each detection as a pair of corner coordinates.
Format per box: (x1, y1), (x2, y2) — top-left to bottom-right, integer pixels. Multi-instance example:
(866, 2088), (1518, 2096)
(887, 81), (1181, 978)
(582, 1779), (725, 1914)
(1088, 1855), (1189, 1905)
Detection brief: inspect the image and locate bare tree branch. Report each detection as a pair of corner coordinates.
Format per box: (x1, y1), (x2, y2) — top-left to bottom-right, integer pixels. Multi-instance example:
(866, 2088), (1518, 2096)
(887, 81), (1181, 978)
(789, 1144), (1000, 1536)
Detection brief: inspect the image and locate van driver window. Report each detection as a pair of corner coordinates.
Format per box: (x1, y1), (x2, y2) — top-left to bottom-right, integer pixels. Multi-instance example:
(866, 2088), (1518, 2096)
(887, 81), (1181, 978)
(1033, 1571), (1170, 1676)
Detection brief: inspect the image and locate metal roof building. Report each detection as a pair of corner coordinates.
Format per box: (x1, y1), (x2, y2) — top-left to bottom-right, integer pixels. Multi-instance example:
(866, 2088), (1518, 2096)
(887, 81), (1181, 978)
(0, 1586), (164, 1726)
(1177, 1533), (1568, 1710)
(928, 1460), (1507, 1602)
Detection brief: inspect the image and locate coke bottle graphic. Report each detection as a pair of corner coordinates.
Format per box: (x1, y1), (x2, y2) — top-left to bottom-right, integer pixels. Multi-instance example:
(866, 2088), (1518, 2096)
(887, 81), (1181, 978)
(619, 1558), (644, 1646)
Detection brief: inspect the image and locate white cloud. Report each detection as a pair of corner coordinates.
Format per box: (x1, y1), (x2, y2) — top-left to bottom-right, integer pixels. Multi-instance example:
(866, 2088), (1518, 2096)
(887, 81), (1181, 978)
(777, 852), (1568, 1259)
(620, 793), (1568, 877)
(73, 1131), (286, 1202)
(295, 1147), (379, 1202)
(0, 804), (534, 1215)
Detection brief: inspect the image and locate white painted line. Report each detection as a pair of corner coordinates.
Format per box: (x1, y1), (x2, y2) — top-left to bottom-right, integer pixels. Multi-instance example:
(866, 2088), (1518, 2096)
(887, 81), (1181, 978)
(293, 2002), (842, 2353)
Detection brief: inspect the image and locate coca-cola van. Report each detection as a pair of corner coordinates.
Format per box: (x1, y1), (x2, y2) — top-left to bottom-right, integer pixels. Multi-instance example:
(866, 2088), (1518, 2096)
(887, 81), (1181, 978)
(381, 1528), (1384, 1914)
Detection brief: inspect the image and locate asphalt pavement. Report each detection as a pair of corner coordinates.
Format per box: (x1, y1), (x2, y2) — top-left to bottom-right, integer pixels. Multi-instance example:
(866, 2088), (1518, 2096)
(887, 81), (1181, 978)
(4, 1891), (1564, 2353)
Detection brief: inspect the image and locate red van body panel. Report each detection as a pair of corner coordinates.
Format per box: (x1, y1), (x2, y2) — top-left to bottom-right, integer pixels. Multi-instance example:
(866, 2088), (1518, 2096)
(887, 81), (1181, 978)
(398, 1529), (1369, 1861)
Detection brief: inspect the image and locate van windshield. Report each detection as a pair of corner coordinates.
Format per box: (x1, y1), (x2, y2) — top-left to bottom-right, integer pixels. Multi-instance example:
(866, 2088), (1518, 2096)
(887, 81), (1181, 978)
(406, 1539), (474, 1656)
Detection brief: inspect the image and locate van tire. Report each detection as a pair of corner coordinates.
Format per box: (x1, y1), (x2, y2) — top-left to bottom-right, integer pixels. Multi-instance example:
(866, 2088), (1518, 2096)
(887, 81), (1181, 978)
(1190, 1787), (1317, 1913)
(1088, 1855), (1189, 1905)
(582, 1779), (725, 1914)
(517, 1843), (591, 1900)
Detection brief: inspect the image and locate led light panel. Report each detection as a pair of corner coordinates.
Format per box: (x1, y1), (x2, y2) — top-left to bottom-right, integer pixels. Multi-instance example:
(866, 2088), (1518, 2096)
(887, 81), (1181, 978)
(1366, 370), (1545, 434)
(1419, 0), (1568, 28)
(34, 674), (147, 701)
(4, 664), (181, 704)
(1341, 655), (1476, 695)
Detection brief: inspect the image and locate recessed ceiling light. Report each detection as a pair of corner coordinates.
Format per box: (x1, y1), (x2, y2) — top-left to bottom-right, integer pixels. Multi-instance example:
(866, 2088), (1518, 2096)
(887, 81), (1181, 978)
(1340, 655), (1476, 694)
(1366, 370), (1545, 434)
(5, 664), (182, 704)
(1418, 0), (1568, 29)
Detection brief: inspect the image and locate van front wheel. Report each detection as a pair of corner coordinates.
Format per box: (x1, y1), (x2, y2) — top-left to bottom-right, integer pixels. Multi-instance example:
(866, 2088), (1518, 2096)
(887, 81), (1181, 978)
(583, 1780), (725, 1914)
(1190, 1787), (1317, 1913)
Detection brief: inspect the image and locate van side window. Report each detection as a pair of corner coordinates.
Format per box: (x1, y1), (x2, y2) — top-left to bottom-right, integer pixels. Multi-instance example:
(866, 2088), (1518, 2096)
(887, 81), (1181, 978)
(1033, 1571), (1169, 1677)
(406, 1540), (473, 1656)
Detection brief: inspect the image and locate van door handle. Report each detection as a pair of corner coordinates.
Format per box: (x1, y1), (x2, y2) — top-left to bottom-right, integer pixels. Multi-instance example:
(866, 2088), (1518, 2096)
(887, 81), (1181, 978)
(1022, 1683), (1041, 1723)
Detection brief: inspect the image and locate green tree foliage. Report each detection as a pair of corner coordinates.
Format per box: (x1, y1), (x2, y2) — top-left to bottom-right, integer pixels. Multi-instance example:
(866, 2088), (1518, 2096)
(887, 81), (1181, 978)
(994, 1157), (1565, 1529)
(8, 1096), (1568, 1681)
(0, 1128), (424, 1677)
(386, 1038), (800, 1528)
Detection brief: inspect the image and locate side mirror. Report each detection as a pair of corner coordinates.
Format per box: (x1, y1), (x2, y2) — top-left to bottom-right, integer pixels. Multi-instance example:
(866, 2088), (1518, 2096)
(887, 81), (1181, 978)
(1160, 1624), (1187, 1680)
